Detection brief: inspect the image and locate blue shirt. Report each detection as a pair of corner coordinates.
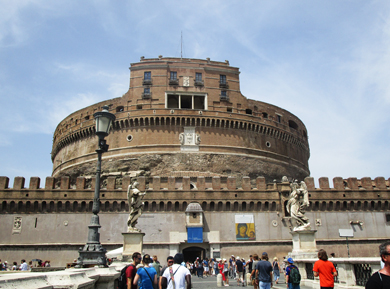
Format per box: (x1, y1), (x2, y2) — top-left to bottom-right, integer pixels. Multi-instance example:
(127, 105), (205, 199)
(137, 267), (157, 289)
(256, 260), (272, 282)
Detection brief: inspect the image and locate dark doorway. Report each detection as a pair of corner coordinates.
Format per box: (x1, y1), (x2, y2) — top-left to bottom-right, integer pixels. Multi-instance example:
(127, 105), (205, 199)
(183, 246), (206, 262)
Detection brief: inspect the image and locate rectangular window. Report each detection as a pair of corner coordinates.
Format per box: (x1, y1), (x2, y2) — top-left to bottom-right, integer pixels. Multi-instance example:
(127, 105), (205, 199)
(196, 73), (202, 81)
(144, 88), (150, 94)
(166, 94), (206, 110)
(221, 90), (227, 98)
(170, 71), (177, 80)
(144, 71), (151, 80)
(220, 75), (226, 84)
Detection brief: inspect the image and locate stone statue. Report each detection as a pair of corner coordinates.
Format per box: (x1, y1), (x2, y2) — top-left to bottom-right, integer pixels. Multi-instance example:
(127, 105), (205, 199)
(286, 180), (311, 231)
(179, 133), (184, 145)
(127, 181), (146, 232)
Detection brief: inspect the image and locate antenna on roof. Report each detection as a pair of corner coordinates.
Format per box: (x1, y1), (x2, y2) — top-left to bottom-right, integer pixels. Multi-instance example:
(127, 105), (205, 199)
(181, 31), (183, 59)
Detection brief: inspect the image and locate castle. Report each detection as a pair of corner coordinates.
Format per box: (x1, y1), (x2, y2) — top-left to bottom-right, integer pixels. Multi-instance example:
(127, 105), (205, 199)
(0, 57), (388, 266)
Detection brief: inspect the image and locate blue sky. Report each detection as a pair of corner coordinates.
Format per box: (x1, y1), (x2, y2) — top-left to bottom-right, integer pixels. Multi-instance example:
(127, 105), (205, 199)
(0, 1), (389, 187)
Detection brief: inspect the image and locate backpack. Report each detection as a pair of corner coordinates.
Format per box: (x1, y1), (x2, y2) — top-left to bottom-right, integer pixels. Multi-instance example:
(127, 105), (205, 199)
(117, 264), (135, 289)
(289, 265), (301, 285)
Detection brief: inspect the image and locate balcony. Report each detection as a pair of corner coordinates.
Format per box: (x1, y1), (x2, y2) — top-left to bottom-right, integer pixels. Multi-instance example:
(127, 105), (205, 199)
(142, 92), (151, 99)
(194, 80), (204, 87)
(219, 82), (229, 89)
(169, 78), (179, 86)
(142, 79), (152, 85)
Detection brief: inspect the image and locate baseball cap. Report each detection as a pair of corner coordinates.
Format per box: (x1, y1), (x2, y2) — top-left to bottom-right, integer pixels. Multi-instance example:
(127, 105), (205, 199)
(287, 257), (294, 264)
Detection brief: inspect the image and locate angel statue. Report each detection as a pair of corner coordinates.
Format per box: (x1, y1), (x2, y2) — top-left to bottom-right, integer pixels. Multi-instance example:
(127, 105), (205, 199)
(286, 180), (311, 231)
(127, 181), (146, 232)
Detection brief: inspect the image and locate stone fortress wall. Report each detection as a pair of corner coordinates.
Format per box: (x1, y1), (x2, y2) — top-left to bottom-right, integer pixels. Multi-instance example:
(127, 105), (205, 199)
(50, 57), (310, 183)
(0, 175), (389, 266)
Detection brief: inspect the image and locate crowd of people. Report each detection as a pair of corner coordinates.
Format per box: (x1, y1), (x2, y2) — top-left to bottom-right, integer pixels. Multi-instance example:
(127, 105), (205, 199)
(0, 259), (51, 271)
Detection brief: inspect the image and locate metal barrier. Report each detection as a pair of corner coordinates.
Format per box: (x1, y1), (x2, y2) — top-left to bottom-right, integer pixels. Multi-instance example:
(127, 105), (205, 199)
(354, 263), (372, 286)
(305, 263), (314, 280)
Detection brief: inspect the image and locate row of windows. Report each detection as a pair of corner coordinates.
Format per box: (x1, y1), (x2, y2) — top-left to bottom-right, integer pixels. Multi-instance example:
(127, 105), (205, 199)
(143, 71), (226, 85)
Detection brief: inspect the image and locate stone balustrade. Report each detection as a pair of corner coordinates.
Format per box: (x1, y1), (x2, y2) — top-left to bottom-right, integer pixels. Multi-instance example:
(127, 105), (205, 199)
(293, 257), (380, 288)
(0, 266), (120, 289)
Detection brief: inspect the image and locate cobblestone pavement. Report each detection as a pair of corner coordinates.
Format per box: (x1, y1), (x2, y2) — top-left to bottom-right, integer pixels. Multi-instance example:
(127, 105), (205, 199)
(190, 274), (313, 289)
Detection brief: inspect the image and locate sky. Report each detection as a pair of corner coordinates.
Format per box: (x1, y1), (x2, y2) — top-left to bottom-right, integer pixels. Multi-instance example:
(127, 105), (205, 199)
(0, 0), (389, 188)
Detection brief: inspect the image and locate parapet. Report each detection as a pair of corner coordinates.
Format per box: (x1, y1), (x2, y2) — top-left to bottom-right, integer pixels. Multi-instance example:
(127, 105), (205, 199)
(0, 176), (389, 192)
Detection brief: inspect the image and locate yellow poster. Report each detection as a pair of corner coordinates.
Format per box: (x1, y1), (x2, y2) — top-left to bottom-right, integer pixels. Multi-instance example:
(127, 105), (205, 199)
(235, 214), (255, 240)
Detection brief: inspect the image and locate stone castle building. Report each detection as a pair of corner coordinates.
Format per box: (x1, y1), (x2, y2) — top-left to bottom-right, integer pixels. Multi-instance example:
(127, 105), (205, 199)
(0, 57), (389, 266)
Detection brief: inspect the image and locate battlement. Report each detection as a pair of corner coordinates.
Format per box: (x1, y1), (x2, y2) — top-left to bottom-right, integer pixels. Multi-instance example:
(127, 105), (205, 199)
(0, 175), (389, 191)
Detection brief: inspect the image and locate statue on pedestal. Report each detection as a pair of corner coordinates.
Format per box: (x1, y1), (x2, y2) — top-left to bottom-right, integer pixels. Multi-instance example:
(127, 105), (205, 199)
(127, 181), (146, 232)
(286, 180), (311, 231)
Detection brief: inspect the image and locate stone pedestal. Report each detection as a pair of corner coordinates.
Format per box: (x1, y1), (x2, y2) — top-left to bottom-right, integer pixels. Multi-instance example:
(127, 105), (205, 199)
(289, 229), (318, 259)
(122, 231), (145, 261)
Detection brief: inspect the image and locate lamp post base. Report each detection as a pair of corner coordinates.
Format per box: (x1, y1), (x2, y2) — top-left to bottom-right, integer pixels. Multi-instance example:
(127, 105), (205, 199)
(76, 245), (107, 268)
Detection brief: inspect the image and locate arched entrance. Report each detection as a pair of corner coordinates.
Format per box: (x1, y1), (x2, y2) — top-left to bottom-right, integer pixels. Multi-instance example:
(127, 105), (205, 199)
(183, 246), (206, 262)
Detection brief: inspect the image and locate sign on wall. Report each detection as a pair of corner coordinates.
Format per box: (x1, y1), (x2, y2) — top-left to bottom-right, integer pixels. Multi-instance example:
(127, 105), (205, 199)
(235, 214), (255, 241)
(187, 227), (203, 243)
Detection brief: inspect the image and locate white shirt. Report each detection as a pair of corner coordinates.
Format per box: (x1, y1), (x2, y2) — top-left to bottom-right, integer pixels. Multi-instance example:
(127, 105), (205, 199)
(20, 262), (28, 271)
(162, 264), (191, 289)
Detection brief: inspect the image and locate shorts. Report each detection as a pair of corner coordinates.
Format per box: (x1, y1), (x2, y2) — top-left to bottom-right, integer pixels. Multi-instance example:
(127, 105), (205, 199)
(237, 272), (243, 279)
(204, 267), (209, 272)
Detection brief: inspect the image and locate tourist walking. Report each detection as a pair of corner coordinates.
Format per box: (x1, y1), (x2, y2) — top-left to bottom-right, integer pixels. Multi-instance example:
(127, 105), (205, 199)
(366, 240), (390, 288)
(272, 257), (281, 284)
(313, 249), (337, 289)
(236, 256), (244, 285)
(126, 252), (142, 289)
(160, 253), (191, 289)
(19, 259), (28, 271)
(255, 252), (273, 289)
(223, 258), (230, 286)
(133, 254), (157, 289)
(285, 258), (301, 289)
(250, 254), (259, 289)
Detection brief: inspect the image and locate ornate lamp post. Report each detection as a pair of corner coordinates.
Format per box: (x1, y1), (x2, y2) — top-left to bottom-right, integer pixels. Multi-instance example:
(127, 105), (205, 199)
(77, 105), (116, 267)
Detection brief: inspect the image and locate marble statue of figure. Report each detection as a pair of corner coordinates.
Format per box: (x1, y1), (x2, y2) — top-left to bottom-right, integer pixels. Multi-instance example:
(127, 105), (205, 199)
(286, 180), (311, 231)
(127, 181), (146, 232)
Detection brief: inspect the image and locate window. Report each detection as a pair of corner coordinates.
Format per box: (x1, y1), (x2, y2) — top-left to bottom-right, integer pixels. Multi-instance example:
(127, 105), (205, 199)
(166, 93), (206, 110)
(170, 71), (177, 80)
(144, 71), (151, 80)
(277, 115), (281, 123)
(142, 88), (151, 99)
(220, 75), (226, 84)
(221, 90), (227, 99)
(289, 120), (298, 130)
(195, 73), (204, 87)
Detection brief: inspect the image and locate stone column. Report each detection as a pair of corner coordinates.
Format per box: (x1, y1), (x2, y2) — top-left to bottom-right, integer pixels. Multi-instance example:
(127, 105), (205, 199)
(122, 232), (145, 262)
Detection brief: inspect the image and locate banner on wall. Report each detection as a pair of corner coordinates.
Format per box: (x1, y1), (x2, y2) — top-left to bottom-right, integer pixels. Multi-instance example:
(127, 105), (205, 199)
(235, 214), (255, 241)
(187, 227), (203, 243)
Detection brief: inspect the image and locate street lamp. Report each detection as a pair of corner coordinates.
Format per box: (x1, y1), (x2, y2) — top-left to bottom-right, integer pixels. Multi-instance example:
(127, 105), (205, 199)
(76, 105), (116, 267)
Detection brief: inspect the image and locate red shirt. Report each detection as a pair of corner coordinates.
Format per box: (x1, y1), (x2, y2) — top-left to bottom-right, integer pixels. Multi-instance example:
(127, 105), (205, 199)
(125, 264), (137, 289)
(313, 259), (336, 287)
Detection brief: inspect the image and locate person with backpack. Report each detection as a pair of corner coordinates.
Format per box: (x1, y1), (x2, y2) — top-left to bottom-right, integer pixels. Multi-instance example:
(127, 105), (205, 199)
(285, 258), (301, 289)
(120, 252), (142, 289)
(313, 249), (337, 289)
(133, 254), (157, 289)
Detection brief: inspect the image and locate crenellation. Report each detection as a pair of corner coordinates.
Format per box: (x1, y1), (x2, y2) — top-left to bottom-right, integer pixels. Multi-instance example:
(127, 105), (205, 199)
(212, 176), (221, 190)
(333, 177), (344, 190)
(183, 176), (190, 191)
(197, 176), (205, 190)
(13, 177), (25, 189)
(29, 177), (40, 190)
(152, 176), (160, 190)
(45, 177), (55, 190)
(122, 176), (131, 191)
(76, 177), (86, 190)
(319, 177), (330, 189)
(375, 177), (386, 190)
(304, 177), (315, 190)
(347, 177), (358, 190)
(138, 176), (146, 191)
(227, 176), (236, 190)
(256, 176), (266, 190)
(60, 176), (70, 190)
(361, 177), (373, 190)
(242, 176), (251, 191)
(0, 177), (9, 189)
(106, 176), (116, 190)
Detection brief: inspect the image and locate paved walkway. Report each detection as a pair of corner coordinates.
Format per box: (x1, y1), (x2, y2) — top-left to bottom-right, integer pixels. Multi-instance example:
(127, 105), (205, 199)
(190, 274), (313, 289)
